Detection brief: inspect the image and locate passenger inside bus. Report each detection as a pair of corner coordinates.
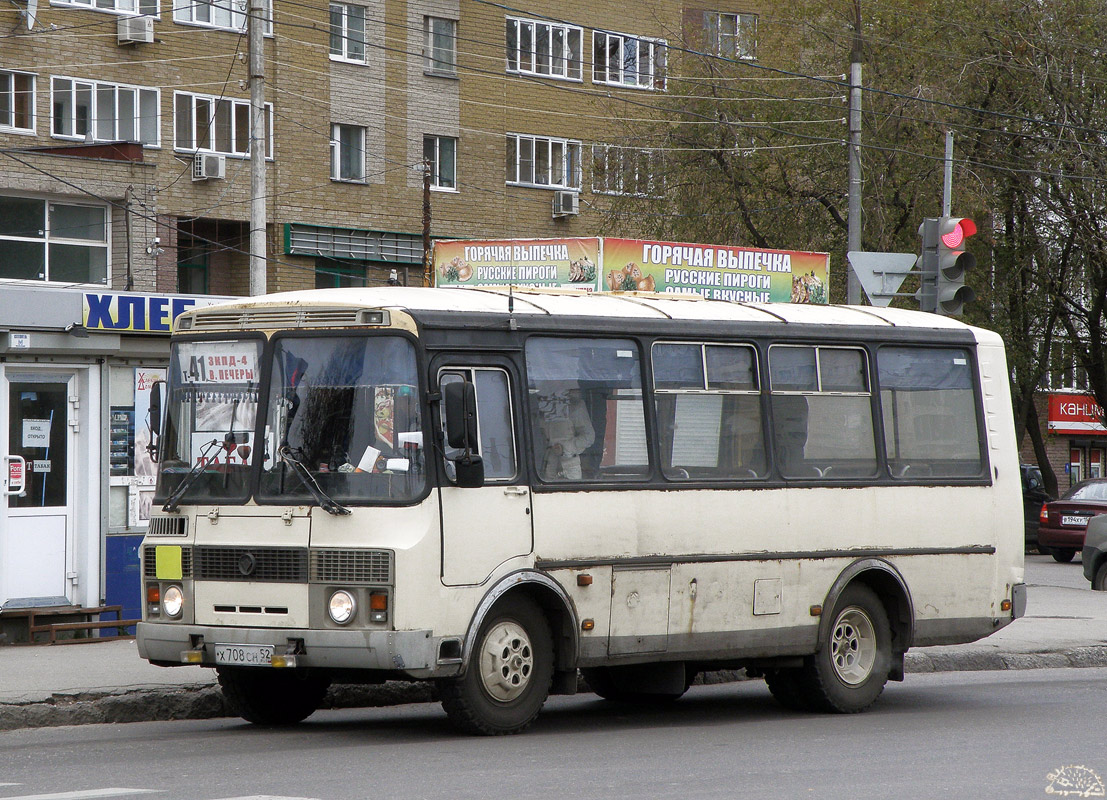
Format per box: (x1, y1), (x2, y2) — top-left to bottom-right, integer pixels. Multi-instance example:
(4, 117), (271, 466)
(535, 385), (596, 481)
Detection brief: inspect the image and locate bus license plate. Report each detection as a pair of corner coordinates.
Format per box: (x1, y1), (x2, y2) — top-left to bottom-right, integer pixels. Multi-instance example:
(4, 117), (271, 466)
(214, 643), (274, 667)
(1061, 515), (1088, 527)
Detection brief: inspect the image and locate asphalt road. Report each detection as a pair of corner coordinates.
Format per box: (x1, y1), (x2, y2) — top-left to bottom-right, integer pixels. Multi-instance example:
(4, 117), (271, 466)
(1, 667), (1104, 800)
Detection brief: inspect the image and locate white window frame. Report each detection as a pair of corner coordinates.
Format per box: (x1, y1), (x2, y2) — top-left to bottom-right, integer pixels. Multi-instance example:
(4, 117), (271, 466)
(331, 123), (366, 182)
(52, 0), (158, 16)
(592, 30), (666, 90)
(329, 2), (367, 63)
(591, 144), (663, 197)
(51, 76), (160, 147)
(0, 194), (111, 286)
(423, 135), (457, 191)
(173, 91), (273, 158)
(506, 133), (581, 190)
(505, 16), (582, 81)
(704, 11), (756, 60)
(424, 16), (457, 76)
(173, 0), (271, 34)
(0, 70), (35, 134)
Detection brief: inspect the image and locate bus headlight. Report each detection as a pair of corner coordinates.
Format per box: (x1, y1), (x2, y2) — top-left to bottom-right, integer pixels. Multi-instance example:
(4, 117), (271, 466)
(163, 585), (185, 619)
(328, 590), (357, 625)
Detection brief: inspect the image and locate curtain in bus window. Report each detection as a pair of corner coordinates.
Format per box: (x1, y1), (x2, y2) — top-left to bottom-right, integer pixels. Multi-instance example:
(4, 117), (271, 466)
(878, 346), (982, 478)
(525, 337), (647, 481)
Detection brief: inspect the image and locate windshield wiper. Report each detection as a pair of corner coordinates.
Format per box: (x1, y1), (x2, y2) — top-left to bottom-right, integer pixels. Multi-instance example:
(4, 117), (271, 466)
(278, 445), (351, 516)
(162, 438), (223, 513)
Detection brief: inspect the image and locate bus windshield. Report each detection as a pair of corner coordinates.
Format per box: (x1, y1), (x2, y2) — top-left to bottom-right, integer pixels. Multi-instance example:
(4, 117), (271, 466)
(257, 334), (425, 505)
(155, 337), (264, 506)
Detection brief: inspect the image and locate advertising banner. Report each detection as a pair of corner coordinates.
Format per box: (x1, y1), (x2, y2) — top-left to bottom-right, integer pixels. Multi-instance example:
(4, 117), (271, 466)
(601, 238), (829, 303)
(434, 237), (829, 303)
(434, 238), (601, 289)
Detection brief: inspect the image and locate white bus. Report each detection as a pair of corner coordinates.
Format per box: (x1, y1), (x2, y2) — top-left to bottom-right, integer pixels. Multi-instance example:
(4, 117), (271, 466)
(137, 287), (1025, 734)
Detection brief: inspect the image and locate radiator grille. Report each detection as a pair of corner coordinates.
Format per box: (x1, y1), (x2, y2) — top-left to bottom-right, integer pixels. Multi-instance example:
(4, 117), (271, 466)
(143, 545), (193, 578)
(311, 549), (393, 585)
(194, 546), (308, 582)
(147, 516), (188, 537)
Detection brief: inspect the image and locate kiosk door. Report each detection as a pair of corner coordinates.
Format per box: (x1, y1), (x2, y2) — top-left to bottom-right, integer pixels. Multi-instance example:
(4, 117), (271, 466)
(1, 372), (76, 606)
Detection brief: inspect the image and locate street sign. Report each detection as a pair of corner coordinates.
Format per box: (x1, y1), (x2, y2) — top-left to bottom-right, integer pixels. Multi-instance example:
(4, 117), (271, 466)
(847, 252), (919, 307)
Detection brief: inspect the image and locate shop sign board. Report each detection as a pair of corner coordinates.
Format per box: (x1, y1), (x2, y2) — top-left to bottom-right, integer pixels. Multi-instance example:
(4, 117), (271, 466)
(1048, 393), (1107, 435)
(83, 292), (230, 334)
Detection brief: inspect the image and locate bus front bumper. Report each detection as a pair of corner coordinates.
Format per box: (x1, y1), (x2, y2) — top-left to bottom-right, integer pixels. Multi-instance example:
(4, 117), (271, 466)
(136, 622), (447, 678)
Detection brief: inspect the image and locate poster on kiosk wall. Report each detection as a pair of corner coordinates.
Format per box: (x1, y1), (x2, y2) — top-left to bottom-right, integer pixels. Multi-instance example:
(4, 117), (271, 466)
(432, 237), (830, 303)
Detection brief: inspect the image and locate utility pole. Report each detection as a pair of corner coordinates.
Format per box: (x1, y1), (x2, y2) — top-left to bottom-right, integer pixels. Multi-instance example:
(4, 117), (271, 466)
(422, 160), (432, 287)
(942, 129), (953, 216)
(846, 0), (863, 305)
(248, 0), (267, 296)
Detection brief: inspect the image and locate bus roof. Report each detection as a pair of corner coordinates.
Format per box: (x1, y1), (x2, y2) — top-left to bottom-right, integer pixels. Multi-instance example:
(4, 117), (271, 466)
(180, 286), (996, 340)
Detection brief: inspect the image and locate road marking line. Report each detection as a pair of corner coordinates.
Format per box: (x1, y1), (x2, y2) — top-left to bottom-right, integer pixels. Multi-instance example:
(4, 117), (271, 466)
(0, 789), (159, 799)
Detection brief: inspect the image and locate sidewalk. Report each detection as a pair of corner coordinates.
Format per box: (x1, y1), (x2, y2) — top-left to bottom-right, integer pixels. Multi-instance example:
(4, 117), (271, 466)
(2, 567), (1105, 731)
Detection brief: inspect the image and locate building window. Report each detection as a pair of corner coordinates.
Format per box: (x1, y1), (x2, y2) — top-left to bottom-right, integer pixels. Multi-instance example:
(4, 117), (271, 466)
(315, 258), (368, 288)
(52, 77), (159, 146)
(592, 144), (663, 196)
(174, 92), (273, 157)
(704, 11), (756, 60)
(54, 0), (158, 14)
(592, 31), (666, 90)
(505, 17), (582, 80)
(0, 195), (109, 285)
(329, 3), (366, 63)
(331, 124), (366, 182)
(173, 0), (270, 33)
(177, 240), (208, 293)
(506, 134), (581, 189)
(424, 16), (457, 75)
(423, 135), (456, 190)
(0, 71), (35, 133)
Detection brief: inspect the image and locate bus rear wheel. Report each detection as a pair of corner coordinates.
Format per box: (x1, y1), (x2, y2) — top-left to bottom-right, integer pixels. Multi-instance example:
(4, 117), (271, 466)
(797, 584), (891, 713)
(439, 597), (553, 735)
(216, 667), (330, 725)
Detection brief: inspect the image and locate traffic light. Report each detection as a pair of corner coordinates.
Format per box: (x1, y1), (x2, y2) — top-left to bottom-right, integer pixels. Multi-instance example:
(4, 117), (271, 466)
(915, 216), (977, 316)
(935, 217), (976, 316)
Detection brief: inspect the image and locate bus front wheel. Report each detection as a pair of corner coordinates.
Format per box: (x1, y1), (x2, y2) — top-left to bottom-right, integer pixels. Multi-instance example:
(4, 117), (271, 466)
(440, 596), (554, 735)
(798, 584), (891, 713)
(216, 667), (330, 725)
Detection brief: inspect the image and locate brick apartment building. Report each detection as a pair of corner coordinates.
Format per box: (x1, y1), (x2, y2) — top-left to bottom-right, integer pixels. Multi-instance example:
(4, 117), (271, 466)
(0, 0), (761, 631)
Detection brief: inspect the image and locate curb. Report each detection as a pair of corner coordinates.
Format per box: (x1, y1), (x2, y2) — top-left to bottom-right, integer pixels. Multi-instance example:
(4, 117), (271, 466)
(3, 646), (1106, 732)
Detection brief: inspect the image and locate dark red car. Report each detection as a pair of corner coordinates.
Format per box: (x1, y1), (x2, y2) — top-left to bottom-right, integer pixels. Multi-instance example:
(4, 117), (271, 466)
(1038, 478), (1107, 563)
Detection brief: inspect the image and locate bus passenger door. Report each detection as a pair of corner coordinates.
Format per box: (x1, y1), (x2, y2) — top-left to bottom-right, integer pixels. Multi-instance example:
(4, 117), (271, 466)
(437, 362), (532, 586)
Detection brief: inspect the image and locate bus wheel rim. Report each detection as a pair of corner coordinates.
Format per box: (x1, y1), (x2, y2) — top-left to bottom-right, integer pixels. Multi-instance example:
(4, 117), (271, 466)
(478, 620), (534, 703)
(830, 606), (877, 686)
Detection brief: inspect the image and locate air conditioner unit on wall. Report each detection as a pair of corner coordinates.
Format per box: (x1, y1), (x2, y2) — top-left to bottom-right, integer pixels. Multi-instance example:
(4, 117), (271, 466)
(552, 190), (579, 218)
(117, 15), (154, 44)
(192, 152), (226, 181)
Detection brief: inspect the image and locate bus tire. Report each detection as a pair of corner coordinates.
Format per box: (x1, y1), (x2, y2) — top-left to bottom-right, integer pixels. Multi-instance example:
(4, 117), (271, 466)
(1051, 548), (1077, 563)
(216, 667), (330, 725)
(798, 584), (891, 714)
(1092, 562), (1107, 591)
(440, 596), (553, 735)
(764, 668), (809, 711)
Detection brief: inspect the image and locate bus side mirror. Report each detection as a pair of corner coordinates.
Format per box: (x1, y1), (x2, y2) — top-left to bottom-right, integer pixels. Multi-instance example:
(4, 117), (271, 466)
(443, 381), (484, 488)
(147, 380), (164, 463)
(444, 381), (478, 450)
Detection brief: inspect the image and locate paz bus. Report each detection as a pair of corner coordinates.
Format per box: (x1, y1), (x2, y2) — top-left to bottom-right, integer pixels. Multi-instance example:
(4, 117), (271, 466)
(137, 286), (1025, 734)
